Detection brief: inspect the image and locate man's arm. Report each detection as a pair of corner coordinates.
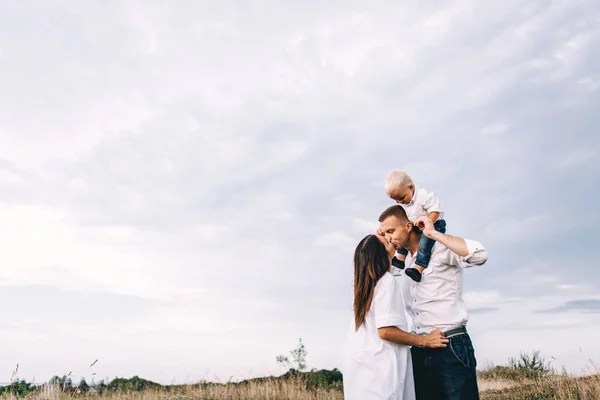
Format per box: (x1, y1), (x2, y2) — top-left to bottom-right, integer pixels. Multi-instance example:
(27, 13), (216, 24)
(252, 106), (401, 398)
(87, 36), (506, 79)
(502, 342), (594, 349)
(430, 230), (468, 256)
(415, 216), (488, 267)
(416, 216), (468, 255)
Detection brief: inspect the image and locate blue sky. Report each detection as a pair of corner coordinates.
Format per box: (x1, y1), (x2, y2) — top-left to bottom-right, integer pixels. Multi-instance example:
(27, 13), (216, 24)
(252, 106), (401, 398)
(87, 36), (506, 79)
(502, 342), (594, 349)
(0, 0), (599, 385)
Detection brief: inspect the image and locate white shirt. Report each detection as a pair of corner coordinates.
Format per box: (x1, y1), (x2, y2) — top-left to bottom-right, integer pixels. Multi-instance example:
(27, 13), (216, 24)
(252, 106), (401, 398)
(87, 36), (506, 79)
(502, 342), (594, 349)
(401, 186), (444, 222)
(343, 272), (416, 400)
(400, 239), (487, 335)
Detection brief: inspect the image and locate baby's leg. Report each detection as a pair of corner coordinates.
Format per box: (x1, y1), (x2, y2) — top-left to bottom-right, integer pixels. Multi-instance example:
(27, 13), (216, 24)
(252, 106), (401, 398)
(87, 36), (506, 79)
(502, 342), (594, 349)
(392, 247), (408, 269)
(416, 219), (446, 269)
(405, 220), (447, 282)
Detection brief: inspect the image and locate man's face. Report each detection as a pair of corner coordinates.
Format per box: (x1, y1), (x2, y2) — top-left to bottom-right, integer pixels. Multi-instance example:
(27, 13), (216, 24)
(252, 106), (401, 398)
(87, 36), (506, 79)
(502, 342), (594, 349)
(391, 184), (415, 205)
(376, 232), (396, 259)
(379, 215), (412, 250)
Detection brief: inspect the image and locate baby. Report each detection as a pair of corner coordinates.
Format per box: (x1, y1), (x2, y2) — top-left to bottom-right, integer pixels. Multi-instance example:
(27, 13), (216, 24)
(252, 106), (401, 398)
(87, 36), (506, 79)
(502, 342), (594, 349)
(384, 171), (447, 282)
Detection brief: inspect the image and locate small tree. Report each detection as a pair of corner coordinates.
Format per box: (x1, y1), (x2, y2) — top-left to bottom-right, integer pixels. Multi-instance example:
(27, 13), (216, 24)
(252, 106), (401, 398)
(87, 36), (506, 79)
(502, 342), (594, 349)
(79, 378), (90, 393)
(277, 337), (308, 372)
(509, 350), (551, 378)
(48, 375), (73, 391)
(94, 379), (107, 395)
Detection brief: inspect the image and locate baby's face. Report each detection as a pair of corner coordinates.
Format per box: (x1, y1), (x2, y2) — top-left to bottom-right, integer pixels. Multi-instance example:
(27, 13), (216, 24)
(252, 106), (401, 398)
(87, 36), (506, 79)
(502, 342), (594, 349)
(392, 184), (414, 205)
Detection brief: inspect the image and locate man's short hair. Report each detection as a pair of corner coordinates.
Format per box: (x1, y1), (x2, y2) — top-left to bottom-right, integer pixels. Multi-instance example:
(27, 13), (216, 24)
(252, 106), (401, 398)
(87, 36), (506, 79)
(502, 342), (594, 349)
(378, 205), (409, 223)
(384, 171), (413, 197)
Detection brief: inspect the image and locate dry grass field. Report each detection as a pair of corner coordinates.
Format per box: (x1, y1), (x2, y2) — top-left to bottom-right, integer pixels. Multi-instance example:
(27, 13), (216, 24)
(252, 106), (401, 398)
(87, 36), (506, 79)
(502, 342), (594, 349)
(2, 350), (598, 399)
(1, 374), (599, 399)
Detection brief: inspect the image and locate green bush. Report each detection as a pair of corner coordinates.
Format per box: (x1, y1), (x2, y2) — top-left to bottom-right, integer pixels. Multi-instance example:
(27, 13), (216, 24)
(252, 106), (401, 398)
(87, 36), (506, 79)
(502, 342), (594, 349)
(284, 368), (343, 391)
(0, 379), (35, 396)
(508, 350), (552, 378)
(479, 350), (552, 381)
(106, 376), (162, 392)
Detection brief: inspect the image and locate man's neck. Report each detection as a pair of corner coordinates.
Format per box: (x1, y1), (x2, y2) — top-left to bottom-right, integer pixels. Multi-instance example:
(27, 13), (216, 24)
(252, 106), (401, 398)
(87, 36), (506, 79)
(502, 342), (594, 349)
(406, 231), (421, 255)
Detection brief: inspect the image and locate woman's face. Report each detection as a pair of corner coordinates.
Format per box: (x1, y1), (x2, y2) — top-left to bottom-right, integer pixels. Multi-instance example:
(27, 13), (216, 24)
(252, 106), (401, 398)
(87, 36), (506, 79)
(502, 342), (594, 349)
(376, 233), (396, 260)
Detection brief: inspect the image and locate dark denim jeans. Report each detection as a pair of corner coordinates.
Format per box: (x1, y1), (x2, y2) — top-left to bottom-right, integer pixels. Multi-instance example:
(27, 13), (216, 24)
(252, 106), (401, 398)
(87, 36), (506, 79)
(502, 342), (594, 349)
(410, 333), (479, 400)
(397, 219), (447, 268)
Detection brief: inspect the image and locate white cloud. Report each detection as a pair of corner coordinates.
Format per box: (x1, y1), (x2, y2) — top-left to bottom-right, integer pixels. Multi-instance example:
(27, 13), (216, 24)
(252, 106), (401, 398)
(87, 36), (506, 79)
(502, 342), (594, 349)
(480, 123), (509, 136)
(0, 0), (599, 384)
(464, 290), (502, 308)
(578, 77), (600, 91)
(559, 148), (597, 169)
(483, 214), (550, 242)
(314, 231), (357, 249)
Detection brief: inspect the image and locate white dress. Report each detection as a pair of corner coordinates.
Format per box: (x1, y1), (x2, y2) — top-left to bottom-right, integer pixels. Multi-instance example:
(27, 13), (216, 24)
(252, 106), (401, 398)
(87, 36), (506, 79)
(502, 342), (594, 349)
(342, 272), (416, 400)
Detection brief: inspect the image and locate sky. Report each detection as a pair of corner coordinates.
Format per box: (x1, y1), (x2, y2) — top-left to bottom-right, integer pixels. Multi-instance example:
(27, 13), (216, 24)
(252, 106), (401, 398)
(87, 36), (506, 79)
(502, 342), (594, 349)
(0, 0), (599, 386)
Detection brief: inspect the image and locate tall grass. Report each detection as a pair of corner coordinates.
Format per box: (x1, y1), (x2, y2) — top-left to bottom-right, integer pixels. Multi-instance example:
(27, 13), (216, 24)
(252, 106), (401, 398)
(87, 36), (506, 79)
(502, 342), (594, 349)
(480, 373), (600, 400)
(3, 350), (599, 399)
(1, 378), (343, 400)
(4, 375), (600, 400)
(3, 374), (600, 399)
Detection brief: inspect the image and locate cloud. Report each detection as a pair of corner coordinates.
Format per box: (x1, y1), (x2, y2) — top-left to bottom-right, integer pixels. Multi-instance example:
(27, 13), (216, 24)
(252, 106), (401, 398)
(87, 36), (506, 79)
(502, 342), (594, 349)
(470, 307), (500, 314)
(482, 214), (551, 242)
(538, 299), (600, 314)
(480, 124), (509, 135)
(559, 148), (597, 169)
(578, 77), (600, 91)
(314, 231), (357, 250)
(0, 0), (599, 383)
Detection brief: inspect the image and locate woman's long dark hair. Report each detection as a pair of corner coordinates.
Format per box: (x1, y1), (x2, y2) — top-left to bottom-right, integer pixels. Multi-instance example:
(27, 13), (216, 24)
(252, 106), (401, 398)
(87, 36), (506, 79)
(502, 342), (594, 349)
(353, 234), (391, 331)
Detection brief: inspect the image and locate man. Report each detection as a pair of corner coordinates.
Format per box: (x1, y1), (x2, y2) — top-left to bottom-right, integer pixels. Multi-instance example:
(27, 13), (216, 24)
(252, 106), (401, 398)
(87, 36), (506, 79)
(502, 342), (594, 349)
(378, 205), (488, 400)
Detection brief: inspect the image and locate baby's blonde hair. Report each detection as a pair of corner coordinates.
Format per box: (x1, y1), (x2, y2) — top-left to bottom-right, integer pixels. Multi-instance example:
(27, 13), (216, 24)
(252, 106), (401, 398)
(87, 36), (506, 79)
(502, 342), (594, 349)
(384, 171), (414, 197)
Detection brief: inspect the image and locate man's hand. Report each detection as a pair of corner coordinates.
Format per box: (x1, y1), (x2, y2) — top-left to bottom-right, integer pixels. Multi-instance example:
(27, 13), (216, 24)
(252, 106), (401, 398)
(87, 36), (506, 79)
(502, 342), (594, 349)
(416, 217), (471, 257)
(415, 216), (436, 239)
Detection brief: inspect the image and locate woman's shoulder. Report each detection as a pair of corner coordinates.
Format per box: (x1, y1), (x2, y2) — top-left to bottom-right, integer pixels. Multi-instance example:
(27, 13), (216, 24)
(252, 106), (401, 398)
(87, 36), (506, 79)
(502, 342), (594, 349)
(376, 272), (395, 289)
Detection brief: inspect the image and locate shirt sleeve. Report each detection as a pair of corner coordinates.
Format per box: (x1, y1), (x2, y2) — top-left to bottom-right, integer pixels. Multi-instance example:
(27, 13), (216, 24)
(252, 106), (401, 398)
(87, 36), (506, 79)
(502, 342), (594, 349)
(421, 189), (443, 214)
(444, 239), (488, 269)
(373, 275), (407, 329)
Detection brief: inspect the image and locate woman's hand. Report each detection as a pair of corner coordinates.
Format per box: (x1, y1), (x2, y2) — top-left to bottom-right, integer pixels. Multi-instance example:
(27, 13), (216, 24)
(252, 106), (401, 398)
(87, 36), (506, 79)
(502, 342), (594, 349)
(422, 329), (449, 348)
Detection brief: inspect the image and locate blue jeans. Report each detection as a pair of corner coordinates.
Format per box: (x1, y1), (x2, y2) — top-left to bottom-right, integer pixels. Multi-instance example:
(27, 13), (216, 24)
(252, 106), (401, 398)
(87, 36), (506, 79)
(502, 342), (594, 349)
(410, 333), (479, 400)
(397, 219), (447, 268)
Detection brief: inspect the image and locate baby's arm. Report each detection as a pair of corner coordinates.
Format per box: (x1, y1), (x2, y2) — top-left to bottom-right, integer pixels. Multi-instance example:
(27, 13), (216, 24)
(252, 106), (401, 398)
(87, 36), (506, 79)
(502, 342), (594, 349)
(423, 190), (443, 222)
(428, 211), (440, 223)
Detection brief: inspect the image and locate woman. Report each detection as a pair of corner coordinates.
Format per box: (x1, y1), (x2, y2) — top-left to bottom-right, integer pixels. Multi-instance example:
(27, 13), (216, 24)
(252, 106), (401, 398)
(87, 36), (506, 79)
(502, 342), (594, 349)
(343, 234), (448, 399)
